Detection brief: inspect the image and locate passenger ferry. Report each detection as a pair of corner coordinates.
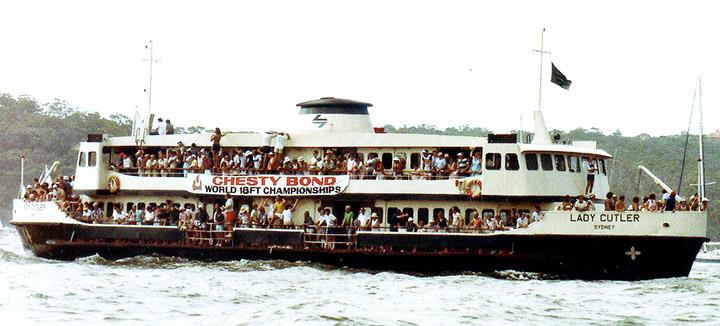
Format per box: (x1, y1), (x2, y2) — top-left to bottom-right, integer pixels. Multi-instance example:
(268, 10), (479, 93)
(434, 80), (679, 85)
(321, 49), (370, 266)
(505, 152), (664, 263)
(11, 97), (708, 280)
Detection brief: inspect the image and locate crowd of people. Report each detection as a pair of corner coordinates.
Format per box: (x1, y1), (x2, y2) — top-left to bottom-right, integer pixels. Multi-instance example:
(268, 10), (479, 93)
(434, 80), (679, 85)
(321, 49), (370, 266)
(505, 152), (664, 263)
(65, 192), (542, 236)
(23, 176), (74, 202)
(111, 129), (483, 179)
(557, 190), (710, 212)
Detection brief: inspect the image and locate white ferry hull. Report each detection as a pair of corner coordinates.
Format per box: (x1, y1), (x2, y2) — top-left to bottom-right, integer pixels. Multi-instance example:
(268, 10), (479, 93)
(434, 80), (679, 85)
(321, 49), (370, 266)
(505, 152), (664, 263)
(12, 201), (708, 280)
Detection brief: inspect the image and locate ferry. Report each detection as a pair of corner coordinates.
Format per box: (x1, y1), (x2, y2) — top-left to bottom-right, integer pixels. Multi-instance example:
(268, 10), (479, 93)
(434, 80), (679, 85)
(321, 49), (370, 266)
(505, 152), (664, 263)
(10, 96), (709, 280)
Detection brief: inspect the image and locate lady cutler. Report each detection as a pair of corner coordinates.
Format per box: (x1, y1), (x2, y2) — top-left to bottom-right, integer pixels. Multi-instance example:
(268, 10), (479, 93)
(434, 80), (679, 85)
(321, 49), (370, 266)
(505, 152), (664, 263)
(570, 213), (640, 223)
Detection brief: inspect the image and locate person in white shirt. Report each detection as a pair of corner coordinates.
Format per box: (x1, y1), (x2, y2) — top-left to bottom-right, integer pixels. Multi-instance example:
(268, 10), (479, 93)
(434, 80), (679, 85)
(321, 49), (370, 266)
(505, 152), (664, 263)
(253, 151), (263, 173)
(646, 193), (658, 212)
(516, 213), (529, 228)
(420, 150), (433, 179)
(584, 158), (597, 194)
(530, 206), (542, 223)
(146, 154), (158, 177)
(307, 150), (320, 174)
(112, 205), (126, 224)
(325, 209), (336, 228)
(574, 195), (589, 211)
(356, 207), (371, 230)
(122, 153), (134, 170)
(346, 155), (357, 176)
(274, 132), (288, 154)
(158, 152), (168, 177)
(238, 206), (250, 227)
(282, 199), (299, 226)
(370, 213), (381, 231)
(157, 118), (167, 135)
(167, 151), (178, 176)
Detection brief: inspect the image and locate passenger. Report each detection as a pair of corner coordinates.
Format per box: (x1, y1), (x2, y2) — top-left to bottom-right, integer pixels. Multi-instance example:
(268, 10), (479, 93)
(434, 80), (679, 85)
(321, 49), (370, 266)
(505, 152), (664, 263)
(112, 204), (126, 224)
(676, 198), (689, 211)
(370, 213), (381, 231)
(470, 151), (482, 176)
(178, 207), (191, 227)
(493, 215), (504, 230)
(574, 195), (587, 211)
(640, 196), (649, 211)
(417, 220), (427, 232)
(144, 205), (155, 225)
(144, 154), (156, 177)
(50, 184), (65, 201)
(420, 150), (433, 179)
(690, 193), (699, 211)
(446, 156), (456, 177)
(406, 218), (418, 232)
(122, 152), (134, 172)
(604, 192), (615, 211)
(167, 150), (178, 176)
(280, 157), (293, 175)
(308, 150), (321, 175)
(646, 193), (658, 212)
(214, 204), (225, 231)
(82, 205), (93, 223)
(450, 206), (464, 229)
(429, 220), (439, 232)
(392, 157), (404, 179)
(433, 152), (447, 177)
(373, 159), (386, 180)
(628, 196), (641, 211)
(165, 119), (174, 134)
(223, 194), (235, 225)
(336, 155), (348, 175)
(257, 206), (268, 228)
(456, 153), (470, 177)
(436, 212), (448, 232)
(195, 207), (209, 229)
(587, 194), (597, 211)
(271, 196), (286, 226)
(615, 196), (627, 212)
(346, 154), (357, 176)
(664, 191), (677, 212)
(530, 206), (542, 223)
(282, 199), (299, 226)
(251, 149), (262, 174)
(303, 211), (314, 225)
(661, 189), (670, 203)
(156, 118), (166, 135)
(249, 204), (260, 227)
(155, 204), (165, 225)
(182, 153), (191, 176)
(211, 128), (224, 170)
(357, 208), (371, 230)
(701, 198), (709, 211)
(71, 205), (83, 221)
(558, 195), (573, 211)
(584, 157), (597, 194)
(158, 152), (167, 177)
(365, 153), (378, 179)
(516, 212), (529, 228)
(321, 150), (336, 175)
(341, 205), (355, 231)
(388, 209), (400, 231)
(395, 209), (409, 228)
(274, 132), (289, 156)
(238, 206), (250, 227)
(468, 211), (481, 230)
(200, 151), (212, 175)
(352, 155), (364, 177)
(324, 208), (338, 244)
(484, 213), (494, 230)
(92, 203), (104, 224)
